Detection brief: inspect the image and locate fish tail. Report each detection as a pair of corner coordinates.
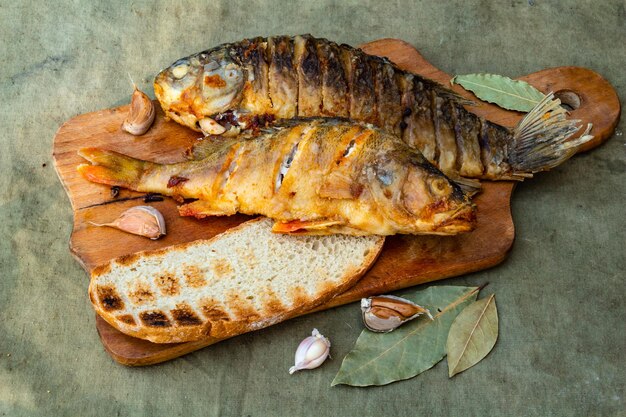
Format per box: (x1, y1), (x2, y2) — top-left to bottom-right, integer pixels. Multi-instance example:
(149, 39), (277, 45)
(77, 148), (148, 190)
(509, 93), (594, 176)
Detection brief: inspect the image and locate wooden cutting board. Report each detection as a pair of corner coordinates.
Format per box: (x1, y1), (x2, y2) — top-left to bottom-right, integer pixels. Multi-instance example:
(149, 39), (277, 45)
(53, 39), (620, 366)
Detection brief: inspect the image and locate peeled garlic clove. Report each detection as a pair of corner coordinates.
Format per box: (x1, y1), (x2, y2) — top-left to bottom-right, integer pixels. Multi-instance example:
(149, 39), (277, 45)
(361, 295), (432, 333)
(289, 328), (330, 374)
(198, 117), (226, 136)
(90, 206), (166, 240)
(122, 86), (156, 135)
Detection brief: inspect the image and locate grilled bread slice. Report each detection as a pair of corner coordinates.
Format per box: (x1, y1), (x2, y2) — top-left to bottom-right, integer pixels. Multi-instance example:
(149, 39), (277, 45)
(89, 218), (385, 343)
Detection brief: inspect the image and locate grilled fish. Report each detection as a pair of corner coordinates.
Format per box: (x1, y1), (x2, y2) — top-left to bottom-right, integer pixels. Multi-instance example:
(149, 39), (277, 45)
(78, 119), (476, 236)
(154, 35), (593, 181)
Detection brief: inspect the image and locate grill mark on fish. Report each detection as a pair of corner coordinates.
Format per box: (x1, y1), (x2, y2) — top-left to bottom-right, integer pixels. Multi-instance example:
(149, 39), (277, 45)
(267, 36), (298, 118)
(400, 74), (415, 149)
(215, 143), (244, 196)
(319, 126), (373, 200)
(343, 139), (356, 157)
(316, 40), (349, 117)
(233, 37), (273, 114)
(270, 125), (308, 195)
(275, 141), (300, 191)
(294, 35), (323, 116)
(453, 104), (484, 177)
(428, 89), (442, 164)
(410, 81), (438, 163)
(343, 48), (376, 123)
(372, 58), (403, 135)
(333, 127), (370, 166)
(478, 119), (492, 174)
(433, 96), (458, 174)
(484, 123), (512, 178)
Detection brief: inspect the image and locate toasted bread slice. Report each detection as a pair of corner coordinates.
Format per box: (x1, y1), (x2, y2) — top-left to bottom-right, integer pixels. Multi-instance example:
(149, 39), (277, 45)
(89, 218), (384, 343)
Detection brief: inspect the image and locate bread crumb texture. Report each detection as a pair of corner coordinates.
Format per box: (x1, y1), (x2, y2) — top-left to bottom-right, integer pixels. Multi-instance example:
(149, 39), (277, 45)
(91, 218), (383, 342)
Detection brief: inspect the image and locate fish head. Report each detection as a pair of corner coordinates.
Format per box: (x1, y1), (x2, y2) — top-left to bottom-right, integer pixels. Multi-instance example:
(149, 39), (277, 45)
(154, 48), (245, 133)
(368, 152), (476, 235)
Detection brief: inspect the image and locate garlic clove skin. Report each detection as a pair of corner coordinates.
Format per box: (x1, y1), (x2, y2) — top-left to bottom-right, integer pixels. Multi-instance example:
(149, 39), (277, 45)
(122, 86), (156, 136)
(90, 206), (166, 240)
(289, 328), (330, 374)
(361, 295), (432, 333)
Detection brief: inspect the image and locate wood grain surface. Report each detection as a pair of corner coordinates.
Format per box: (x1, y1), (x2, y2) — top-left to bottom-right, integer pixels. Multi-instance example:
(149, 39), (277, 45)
(53, 38), (620, 366)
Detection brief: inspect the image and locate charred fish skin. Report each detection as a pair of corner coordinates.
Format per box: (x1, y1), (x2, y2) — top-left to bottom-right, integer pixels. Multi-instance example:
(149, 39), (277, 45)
(77, 119), (476, 236)
(266, 36), (298, 119)
(231, 37), (273, 117)
(315, 39), (350, 117)
(294, 34), (323, 116)
(154, 35), (593, 180)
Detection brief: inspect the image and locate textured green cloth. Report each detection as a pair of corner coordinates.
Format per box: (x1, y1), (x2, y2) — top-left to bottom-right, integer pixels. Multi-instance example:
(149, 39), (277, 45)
(1, 1), (624, 416)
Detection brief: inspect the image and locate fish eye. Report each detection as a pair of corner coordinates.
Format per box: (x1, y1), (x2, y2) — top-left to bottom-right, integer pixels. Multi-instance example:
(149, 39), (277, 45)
(430, 178), (451, 196)
(171, 64), (189, 79)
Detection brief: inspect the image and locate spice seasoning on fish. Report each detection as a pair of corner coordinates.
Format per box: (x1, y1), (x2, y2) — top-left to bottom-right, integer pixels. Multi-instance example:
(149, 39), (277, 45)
(77, 119), (476, 236)
(154, 35), (592, 181)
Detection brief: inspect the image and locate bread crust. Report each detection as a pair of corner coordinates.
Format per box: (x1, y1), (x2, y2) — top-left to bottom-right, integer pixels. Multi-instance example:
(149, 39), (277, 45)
(89, 218), (384, 343)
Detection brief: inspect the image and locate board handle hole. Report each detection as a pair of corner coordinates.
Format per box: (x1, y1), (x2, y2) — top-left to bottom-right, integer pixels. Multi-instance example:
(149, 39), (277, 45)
(554, 90), (581, 111)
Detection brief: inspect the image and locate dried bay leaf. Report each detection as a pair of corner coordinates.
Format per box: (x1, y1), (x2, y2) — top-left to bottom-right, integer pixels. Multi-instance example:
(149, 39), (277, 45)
(451, 73), (545, 112)
(331, 286), (478, 387)
(446, 294), (498, 377)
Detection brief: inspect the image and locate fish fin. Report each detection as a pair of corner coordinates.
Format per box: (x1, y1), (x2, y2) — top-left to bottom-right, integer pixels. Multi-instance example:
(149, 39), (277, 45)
(178, 200), (236, 218)
(318, 171), (357, 199)
(447, 175), (482, 197)
(185, 137), (236, 160)
(509, 93), (594, 176)
(272, 219), (344, 234)
(77, 148), (147, 189)
(436, 87), (477, 106)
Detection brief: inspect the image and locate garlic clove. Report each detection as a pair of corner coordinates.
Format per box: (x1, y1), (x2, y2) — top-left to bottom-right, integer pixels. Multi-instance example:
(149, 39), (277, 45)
(122, 86), (156, 136)
(198, 117), (227, 136)
(361, 295), (432, 333)
(289, 328), (331, 374)
(90, 206), (166, 240)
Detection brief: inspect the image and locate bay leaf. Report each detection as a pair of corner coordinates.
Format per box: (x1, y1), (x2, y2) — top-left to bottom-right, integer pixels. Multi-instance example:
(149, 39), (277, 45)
(446, 294), (498, 377)
(451, 73), (545, 112)
(331, 286), (478, 387)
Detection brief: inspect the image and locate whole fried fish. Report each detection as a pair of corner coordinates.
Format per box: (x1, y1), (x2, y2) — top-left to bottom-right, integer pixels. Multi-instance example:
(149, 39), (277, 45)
(78, 119), (475, 236)
(154, 35), (593, 181)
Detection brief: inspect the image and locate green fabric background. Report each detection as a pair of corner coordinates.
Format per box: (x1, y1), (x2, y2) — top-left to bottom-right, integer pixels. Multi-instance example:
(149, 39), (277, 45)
(1, 1), (624, 416)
